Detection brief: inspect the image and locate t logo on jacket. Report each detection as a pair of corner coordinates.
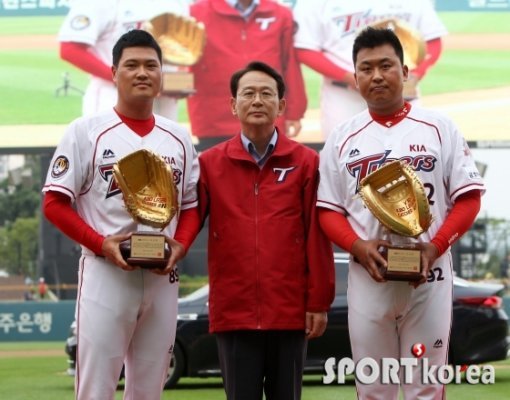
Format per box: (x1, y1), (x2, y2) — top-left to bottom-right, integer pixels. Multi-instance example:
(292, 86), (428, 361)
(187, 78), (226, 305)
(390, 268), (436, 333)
(273, 166), (296, 183)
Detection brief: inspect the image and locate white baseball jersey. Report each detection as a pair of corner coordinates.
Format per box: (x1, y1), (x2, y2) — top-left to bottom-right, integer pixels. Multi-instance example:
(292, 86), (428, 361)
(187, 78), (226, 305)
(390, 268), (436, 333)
(318, 105), (485, 399)
(59, 0), (190, 117)
(293, 0), (448, 138)
(43, 110), (199, 400)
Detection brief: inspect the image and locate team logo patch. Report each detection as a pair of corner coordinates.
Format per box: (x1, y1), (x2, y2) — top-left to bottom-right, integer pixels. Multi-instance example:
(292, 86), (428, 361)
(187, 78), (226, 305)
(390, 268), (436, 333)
(51, 156), (70, 178)
(70, 15), (91, 31)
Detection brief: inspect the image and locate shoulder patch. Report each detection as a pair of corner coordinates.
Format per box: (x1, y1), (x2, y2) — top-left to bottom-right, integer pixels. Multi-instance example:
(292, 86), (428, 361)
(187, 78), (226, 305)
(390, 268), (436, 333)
(70, 15), (91, 30)
(51, 156), (70, 178)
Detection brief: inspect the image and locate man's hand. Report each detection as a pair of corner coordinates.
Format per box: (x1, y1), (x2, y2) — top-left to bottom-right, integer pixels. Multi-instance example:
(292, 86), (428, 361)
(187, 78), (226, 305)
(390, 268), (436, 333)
(351, 238), (391, 283)
(285, 120), (302, 137)
(151, 237), (186, 275)
(410, 242), (439, 288)
(305, 311), (328, 339)
(102, 233), (136, 271)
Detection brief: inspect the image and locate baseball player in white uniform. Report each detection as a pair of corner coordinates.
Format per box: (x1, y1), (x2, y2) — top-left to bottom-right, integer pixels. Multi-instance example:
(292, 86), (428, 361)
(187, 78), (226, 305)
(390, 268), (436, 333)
(59, 0), (191, 118)
(317, 28), (485, 399)
(43, 30), (199, 399)
(293, 0), (448, 139)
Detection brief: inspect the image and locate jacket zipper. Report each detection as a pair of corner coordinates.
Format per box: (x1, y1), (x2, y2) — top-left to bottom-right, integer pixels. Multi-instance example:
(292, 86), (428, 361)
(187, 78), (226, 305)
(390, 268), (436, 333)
(254, 180), (261, 329)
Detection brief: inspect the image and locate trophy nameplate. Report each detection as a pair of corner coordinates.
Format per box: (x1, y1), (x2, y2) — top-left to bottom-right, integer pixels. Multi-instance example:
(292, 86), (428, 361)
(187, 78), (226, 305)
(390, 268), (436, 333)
(162, 71), (195, 95)
(119, 232), (170, 270)
(380, 245), (422, 281)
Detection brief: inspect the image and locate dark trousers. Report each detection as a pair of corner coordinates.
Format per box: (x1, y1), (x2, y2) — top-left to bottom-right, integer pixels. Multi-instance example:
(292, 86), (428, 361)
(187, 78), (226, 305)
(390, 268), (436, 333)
(216, 330), (307, 400)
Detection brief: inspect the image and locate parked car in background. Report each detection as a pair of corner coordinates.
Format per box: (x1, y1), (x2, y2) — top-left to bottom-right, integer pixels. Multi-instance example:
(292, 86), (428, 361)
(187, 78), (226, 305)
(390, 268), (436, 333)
(66, 253), (510, 388)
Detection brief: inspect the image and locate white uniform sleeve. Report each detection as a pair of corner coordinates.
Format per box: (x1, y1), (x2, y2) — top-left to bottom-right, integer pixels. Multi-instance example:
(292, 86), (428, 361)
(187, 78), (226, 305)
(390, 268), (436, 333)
(43, 119), (91, 202)
(415, 0), (448, 41)
(180, 140), (199, 211)
(58, 0), (116, 46)
(317, 129), (347, 214)
(293, 0), (325, 51)
(442, 119), (485, 202)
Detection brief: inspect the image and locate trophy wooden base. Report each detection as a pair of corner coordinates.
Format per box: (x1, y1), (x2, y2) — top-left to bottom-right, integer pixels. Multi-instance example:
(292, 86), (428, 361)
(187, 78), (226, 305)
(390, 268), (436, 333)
(379, 245), (422, 282)
(162, 71), (195, 96)
(119, 232), (170, 270)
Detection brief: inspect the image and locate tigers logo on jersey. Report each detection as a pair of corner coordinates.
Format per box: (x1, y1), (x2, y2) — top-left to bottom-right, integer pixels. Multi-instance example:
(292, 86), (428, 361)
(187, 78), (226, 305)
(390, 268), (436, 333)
(51, 156), (70, 179)
(70, 15), (91, 31)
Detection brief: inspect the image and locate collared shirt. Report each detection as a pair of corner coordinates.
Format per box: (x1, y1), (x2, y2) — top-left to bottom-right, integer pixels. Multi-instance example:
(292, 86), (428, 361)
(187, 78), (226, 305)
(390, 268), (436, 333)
(225, 0), (259, 19)
(241, 129), (277, 167)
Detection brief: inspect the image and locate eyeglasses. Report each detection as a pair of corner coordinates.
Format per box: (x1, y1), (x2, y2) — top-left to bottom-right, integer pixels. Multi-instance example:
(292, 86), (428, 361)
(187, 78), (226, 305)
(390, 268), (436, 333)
(237, 89), (278, 101)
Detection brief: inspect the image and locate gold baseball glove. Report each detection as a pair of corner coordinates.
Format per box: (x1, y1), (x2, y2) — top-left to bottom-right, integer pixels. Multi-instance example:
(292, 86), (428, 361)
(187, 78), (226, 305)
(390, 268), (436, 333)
(369, 18), (426, 70)
(358, 160), (432, 237)
(145, 13), (206, 66)
(113, 149), (178, 229)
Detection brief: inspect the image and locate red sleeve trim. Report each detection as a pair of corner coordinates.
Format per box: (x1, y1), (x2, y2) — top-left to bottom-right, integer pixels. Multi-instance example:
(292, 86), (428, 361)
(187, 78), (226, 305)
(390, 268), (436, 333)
(431, 190), (482, 256)
(318, 208), (360, 252)
(412, 38), (442, 79)
(297, 48), (349, 82)
(173, 207), (201, 253)
(42, 191), (104, 255)
(60, 42), (113, 82)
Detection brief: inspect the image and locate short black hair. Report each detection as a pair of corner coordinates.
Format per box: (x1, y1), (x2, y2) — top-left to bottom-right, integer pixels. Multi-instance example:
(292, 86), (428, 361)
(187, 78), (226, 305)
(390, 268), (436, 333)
(352, 27), (404, 66)
(112, 29), (162, 67)
(230, 61), (286, 99)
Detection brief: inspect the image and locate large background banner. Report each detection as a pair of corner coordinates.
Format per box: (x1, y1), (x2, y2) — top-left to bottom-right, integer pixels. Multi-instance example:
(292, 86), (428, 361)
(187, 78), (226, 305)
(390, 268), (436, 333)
(1, 1), (510, 17)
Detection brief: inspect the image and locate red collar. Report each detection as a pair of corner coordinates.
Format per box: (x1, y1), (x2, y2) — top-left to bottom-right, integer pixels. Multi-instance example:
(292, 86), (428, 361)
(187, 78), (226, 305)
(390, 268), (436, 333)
(114, 109), (155, 137)
(369, 102), (411, 128)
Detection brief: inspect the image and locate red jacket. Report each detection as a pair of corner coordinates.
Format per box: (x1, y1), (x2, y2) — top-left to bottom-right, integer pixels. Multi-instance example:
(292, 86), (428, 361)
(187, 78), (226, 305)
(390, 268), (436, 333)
(198, 133), (335, 332)
(189, 0), (307, 138)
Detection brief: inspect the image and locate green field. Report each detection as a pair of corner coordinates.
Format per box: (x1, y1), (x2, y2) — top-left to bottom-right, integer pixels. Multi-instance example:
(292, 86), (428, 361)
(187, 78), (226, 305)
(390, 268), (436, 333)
(0, 12), (509, 125)
(0, 342), (509, 400)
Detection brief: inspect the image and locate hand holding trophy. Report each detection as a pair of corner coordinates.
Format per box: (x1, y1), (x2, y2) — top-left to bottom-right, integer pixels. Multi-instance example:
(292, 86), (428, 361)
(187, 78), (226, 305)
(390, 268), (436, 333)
(113, 149), (178, 269)
(358, 160), (432, 281)
(144, 13), (206, 96)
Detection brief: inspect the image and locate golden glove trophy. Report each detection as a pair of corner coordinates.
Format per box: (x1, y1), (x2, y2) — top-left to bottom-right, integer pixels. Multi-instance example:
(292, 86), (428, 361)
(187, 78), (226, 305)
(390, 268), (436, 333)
(144, 13), (206, 95)
(113, 149), (179, 269)
(358, 160), (432, 281)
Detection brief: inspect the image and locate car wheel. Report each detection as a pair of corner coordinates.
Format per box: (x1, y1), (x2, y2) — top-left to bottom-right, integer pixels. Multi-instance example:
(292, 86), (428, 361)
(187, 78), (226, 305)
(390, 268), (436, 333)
(164, 342), (184, 389)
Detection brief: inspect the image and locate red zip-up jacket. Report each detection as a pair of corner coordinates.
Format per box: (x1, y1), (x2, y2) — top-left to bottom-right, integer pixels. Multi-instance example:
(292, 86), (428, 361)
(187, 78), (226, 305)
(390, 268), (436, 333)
(198, 133), (335, 332)
(189, 0), (307, 138)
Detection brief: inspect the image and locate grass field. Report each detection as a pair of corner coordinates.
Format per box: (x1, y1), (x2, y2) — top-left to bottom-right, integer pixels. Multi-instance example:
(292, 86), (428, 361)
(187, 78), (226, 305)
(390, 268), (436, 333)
(1, 342), (509, 400)
(0, 13), (509, 125)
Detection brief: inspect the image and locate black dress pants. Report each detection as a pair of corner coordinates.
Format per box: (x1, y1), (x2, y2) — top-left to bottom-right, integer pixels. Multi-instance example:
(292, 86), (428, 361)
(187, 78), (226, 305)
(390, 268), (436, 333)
(216, 330), (307, 400)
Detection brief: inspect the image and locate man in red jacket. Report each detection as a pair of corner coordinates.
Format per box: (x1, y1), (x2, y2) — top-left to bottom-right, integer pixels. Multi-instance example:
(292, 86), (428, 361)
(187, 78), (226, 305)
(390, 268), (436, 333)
(198, 61), (335, 400)
(189, 0), (307, 149)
